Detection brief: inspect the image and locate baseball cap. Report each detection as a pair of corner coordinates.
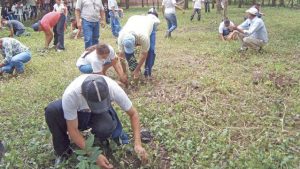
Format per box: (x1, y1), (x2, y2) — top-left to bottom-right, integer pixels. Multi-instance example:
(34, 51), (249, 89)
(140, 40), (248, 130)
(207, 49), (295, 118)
(31, 21), (41, 32)
(122, 34), (135, 54)
(81, 75), (111, 114)
(148, 7), (158, 17)
(246, 8), (258, 15)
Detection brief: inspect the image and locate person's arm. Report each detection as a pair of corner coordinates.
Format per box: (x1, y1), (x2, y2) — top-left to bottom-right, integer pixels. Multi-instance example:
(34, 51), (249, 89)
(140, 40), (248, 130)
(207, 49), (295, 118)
(75, 0), (82, 30)
(133, 51), (148, 79)
(9, 28), (14, 37)
(67, 119), (113, 169)
(100, 8), (106, 27)
(219, 33), (225, 41)
(243, 20), (262, 35)
(126, 106), (148, 163)
(2, 42), (13, 64)
(44, 29), (53, 48)
(111, 57), (128, 84)
(118, 51), (128, 76)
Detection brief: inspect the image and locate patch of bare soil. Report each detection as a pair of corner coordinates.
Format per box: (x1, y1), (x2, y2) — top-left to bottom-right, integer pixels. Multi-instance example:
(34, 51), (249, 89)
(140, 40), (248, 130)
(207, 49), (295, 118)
(268, 72), (298, 89)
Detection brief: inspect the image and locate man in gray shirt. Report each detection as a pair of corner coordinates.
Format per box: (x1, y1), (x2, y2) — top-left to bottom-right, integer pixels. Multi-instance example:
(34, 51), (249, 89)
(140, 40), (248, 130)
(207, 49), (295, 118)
(75, 0), (106, 49)
(1, 19), (29, 37)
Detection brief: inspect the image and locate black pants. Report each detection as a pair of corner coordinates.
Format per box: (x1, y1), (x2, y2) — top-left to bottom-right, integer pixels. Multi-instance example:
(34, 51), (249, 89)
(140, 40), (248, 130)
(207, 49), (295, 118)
(30, 6), (37, 18)
(45, 99), (121, 156)
(205, 2), (210, 12)
(191, 9), (201, 21)
(53, 14), (66, 50)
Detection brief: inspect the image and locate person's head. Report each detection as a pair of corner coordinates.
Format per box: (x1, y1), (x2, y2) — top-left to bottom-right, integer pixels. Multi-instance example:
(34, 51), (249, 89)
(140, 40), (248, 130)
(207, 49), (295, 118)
(254, 3), (261, 10)
(31, 21), (41, 32)
(224, 19), (230, 27)
(56, 0), (61, 5)
(122, 34), (135, 54)
(70, 17), (76, 24)
(148, 7), (158, 18)
(6, 3), (10, 7)
(246, 8), (258, 19)
(96, 43), (110, 60)
(81, 75), (111, 114)
(1, 19), (8, 25)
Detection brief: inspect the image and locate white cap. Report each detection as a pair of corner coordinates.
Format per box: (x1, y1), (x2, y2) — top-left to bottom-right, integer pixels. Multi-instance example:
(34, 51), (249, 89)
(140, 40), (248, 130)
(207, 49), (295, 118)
(246, 8), (258, 15)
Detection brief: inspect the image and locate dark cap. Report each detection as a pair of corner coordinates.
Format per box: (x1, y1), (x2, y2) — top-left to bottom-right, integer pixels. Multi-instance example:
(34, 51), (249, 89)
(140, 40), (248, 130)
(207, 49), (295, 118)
(81, 75), (111, 114)
(31, 21), (40, 32)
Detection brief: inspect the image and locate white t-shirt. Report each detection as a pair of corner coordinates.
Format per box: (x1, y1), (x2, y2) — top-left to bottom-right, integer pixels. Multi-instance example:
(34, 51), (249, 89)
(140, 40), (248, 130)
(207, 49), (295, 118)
(218, 21), (234, 34)
(193, 0), (201, 9)
(62, 74), (133, 120)
(118, 15), (160, 53)
(76, 45), (115, 73)
(162, 0), (176, 14)
(53, 3), (66, 13)
(108, 0), (118, 10)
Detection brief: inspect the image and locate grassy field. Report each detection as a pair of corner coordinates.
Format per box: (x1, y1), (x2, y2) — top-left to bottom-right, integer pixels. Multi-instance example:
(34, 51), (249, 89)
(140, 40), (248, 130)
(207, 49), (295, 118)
(0, 6), (300, 169)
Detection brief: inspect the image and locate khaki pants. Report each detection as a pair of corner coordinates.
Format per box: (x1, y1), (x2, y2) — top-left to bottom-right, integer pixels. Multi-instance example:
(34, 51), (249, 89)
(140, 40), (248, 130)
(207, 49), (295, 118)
(234, 31), (266, 50)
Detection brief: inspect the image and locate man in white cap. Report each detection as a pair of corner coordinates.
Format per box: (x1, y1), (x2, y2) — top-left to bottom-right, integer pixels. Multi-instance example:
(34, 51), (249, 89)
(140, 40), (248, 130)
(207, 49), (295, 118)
(117, 10), (160, 79)
(45, 74), (148, 168)
(231, 8), (268, 52)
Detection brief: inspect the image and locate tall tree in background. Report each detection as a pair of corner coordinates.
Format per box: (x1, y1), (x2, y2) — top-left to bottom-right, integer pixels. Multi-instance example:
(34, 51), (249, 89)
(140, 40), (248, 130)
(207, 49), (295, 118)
(272, 0), (276, 6)
(142, 0), (144, 7)
(125, 0), (129, 9)
(184, 0), (189, 9)
(238, 0), (243, 7)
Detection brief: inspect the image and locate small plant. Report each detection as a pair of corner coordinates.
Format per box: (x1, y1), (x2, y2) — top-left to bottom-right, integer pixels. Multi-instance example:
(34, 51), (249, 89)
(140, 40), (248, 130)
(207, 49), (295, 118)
(75, 134), (102, 169)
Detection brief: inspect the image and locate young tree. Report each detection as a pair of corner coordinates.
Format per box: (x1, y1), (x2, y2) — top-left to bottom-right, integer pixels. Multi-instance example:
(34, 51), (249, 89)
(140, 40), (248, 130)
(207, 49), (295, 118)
(125, 0), (129, 9)
(184, 0), (188, 9)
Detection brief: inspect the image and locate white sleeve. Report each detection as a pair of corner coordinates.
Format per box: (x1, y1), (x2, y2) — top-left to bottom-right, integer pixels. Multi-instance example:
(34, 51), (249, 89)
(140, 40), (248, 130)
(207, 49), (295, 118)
(218, 22), (224, 34)
(106, 77), (132, 111)
(99, 0), (104, 10)
(172, 0), (177, 5)
(75, 0), (82, 10)
(108, 46), (116, 60)
(62, 93), (79, 120)
(90, 57), (102, 73)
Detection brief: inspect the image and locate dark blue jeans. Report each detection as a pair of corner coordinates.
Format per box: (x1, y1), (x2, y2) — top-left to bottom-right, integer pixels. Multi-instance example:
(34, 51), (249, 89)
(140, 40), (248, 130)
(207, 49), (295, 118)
(53, 14), (66, 50)
(45, 99), (127, 156)
(1, 51), (31, 73)
(165, 13), (177, 34)
(82, 18), (100, 49)
(109, 11), (121, 38)
(144, 28), (156, 76)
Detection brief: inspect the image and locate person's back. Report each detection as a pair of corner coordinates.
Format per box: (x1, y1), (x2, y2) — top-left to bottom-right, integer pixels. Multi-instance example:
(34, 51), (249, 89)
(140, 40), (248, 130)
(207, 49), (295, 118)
(7, 20), (25, 32)
(162, 0), (176, 14)
(239, 17), (268, 43)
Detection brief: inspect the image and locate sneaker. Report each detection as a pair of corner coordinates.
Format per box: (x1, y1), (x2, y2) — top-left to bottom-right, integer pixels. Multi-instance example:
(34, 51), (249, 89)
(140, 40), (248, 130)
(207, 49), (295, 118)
(56, 49), (64, 52)
(165, 31), (170, 38)
(54, 147), (73, 168)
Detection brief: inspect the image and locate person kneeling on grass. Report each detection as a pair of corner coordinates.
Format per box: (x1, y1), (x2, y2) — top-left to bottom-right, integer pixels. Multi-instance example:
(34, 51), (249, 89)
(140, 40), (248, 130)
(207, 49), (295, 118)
(218, 19), (237, 41)
(1, 19), (30, 37)
(45, 74), (148, 168)
(231, 8), (268, 52)
(76, 43), (127, 85)
(0, 38), (31, 76)
(70, 17), (83, 39)
(118, 11), (160, 80)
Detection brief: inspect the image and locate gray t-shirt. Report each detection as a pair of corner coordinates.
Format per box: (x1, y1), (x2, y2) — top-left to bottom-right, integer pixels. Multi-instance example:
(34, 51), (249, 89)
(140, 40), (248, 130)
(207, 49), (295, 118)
(76, 0), (104, 22)
(62, 74), (133, 120)
(7, 20), (25, 32)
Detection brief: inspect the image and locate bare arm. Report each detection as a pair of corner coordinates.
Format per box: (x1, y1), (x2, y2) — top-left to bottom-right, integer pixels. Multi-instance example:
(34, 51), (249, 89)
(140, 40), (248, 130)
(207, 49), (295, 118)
(44, 30), (53, 48)
(111, 58), (128, 84)
(126, 106), (148, 163)
(66, 119), (86, 149)
(133, 51), (148, 78)
(9, 28), (14, 37)
(219, 33), (225, 41)
(75, 9), (82, 29)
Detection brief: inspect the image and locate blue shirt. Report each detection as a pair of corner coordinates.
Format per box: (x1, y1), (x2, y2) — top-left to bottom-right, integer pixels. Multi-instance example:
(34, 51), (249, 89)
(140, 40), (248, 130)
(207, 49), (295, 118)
(238, 17), (268, 43)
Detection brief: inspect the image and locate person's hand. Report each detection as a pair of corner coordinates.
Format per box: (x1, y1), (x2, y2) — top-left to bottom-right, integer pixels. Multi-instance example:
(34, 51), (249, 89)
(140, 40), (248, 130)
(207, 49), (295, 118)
(120, 75), (128, 86)
(74, 35), (78, 39)
(96, 154), (113, 169)
(77, 22), (82, 30)
(100, 20), (106, 28)
(134, 145), (148, 164)
(132, 69), (141, 80)
(0, 63), (5, 68)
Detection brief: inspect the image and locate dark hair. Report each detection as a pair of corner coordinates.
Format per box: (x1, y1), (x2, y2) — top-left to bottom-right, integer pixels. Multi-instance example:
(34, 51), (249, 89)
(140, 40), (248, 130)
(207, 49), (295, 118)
(70, 17), (75, 22)
(96, 43), (110, 55)
(224, 19), (230, 25)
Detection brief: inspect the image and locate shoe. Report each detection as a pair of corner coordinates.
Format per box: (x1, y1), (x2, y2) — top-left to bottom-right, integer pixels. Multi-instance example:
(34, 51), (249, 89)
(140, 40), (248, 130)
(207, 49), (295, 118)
(56, 49), (64, 52)
(54, 147), (73, 168)
(165, 31), (170, 38)
(239, 47), (248, 53)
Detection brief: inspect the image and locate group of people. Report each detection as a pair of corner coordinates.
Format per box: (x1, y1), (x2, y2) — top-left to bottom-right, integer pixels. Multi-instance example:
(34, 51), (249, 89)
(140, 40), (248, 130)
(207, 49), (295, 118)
(218, 3), (268, 52)
(0, 0), (269, 168)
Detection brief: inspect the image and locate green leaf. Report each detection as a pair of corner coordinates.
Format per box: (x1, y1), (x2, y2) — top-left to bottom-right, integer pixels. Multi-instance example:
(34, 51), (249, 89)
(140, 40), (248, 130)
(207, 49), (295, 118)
(85, 134), (95, 150)
(75, 149), (87, 155)
(90, 164), (100, 169)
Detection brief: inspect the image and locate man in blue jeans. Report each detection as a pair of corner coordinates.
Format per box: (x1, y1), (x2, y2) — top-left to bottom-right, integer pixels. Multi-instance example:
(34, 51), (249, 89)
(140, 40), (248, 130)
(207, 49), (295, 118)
(75, 0), (106, 49)
(108, 0), (122, 38)
(45, 74), (148, 168)
(118, 11), (160, 80)
(0, 38), (31, 75)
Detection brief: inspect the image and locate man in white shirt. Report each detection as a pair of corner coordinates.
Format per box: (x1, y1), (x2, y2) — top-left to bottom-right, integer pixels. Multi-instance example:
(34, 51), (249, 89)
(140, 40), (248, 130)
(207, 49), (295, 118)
(218, 19), (237, 41)
(117, 13), (160, 79)
(45, 74), (148, 168)
(75, 0), (106, 49)
(190, 0), (201, 21)
(108, 0), (121, 38)
(162, 0), (184, 38)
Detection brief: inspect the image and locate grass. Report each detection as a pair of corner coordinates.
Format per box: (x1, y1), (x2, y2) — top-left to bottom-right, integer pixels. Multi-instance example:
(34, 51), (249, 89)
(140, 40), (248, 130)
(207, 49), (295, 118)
(0, 6), (300, 169)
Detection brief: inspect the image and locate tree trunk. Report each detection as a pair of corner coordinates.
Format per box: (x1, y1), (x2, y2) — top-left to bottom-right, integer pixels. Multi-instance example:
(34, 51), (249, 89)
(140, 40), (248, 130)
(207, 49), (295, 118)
(212, 0), (215, 8)
(217, 0), (222, 12)
(262, 0), (265, 6)
(157, 0), (160, 9)
(223, 0), (228, 19)
(125, 0), (129, 9)
(252, 0), (256, 4)
(272, 0), (276, 6)
(142, 0), (144, 7)
(184, 0), (189, 9)
(238, 0), (243, 7)
(279, 0), (284, 6)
